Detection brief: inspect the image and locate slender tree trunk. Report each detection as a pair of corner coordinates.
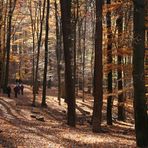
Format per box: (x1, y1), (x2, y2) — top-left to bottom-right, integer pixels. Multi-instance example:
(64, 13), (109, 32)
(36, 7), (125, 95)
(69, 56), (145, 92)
(4, 15), (11, 92)
(60, 0), (76, 127)
(133, 0), (148, 147)
(32, 0), (46, 106)
(18, 45), (22, 79)
(77, 20), (82, 94)
(92, 0), (103, 132)
(90, 6), (95, 95)
(73, 13), (77, 97)
(4, 0), (17, 92)
(106, 0), (113, 125)
(0, 1), (3, 88)
(82, 14), (86, 102)
(42, 0), (50, 107)
(116, 16), (125, 121)
(0, 0), (8, 89)
(55, 0), (61, 105)
(73, 0), (78, 97)
(28, 0), (36, 89)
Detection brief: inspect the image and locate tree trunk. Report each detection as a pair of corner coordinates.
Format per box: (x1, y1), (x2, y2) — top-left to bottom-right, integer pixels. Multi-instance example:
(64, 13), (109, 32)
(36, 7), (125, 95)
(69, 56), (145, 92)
(116, 16), (125, 121)
(55, 0), (62, 105)
(28, 0), (36, 90)
(92, 0), (103, 132)
(0, 0), (7, 90)
(106, 0), (113, 125)
(4, 0), (17, 92)
(90, 5), (95, 95)
(42, 0), (50, 107)
(32, 0), (46, 106)
(133, 0), (148, 147)
(73, 0), (78, 98)
(77, 19), (82, 94)
(82, 15), (86, 102)
(60, 0), (76, 127)
(0, 1), (3, 88)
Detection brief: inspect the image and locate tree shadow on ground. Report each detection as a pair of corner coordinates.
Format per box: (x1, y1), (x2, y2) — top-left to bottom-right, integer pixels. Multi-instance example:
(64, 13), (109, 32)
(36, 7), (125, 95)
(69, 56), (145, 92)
(0, 87), (136, 147)
(62, 137), (135, 148)
(0, 134), (17, 148)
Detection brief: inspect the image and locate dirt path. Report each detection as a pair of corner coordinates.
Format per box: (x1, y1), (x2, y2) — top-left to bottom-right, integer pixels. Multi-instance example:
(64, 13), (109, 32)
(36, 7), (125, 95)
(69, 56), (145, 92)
(0, 85), (136, 148)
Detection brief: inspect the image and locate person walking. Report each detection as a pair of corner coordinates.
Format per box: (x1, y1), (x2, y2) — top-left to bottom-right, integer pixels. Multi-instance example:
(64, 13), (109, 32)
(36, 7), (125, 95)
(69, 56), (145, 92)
(7, 85), (11, 98)
(17, 85), (20, 95)
(14, 85), (18, 98)
(20, 84), (24, 95)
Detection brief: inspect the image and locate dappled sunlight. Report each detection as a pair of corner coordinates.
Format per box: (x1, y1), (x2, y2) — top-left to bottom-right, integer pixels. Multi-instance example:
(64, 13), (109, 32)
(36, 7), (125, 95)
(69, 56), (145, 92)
(0, 85), (136, 147)
(0, 0), (147, 147)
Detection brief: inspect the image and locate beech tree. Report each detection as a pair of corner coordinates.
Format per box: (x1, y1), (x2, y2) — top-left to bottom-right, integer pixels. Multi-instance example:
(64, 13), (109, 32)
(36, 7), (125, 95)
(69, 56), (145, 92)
(0, 1), (3, 87)
(32, 0), (46, 106)
(42, 0), (50, 107)
(60, 0), (76, 127)
(92, 0), (103, 132)
(116, 15), (125, 121)
(55, 0), (62, 105)
(133, 0), (148, 147)
(3, 0), (17, 92)
(106, 0), (113, 125)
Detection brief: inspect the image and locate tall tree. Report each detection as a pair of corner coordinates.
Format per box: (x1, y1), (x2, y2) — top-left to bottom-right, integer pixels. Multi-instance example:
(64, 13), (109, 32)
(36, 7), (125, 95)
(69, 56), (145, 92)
(82, 8), (87, 102)
(133, 0), (148, 147)
(0, 1), (3, 87)
(92, 0), (103, 132)
(55, 0), (62, 105)
(73, 0), (78, 97)
(28, 0), (36, 91)
(0, 0), (8, 89)
(116, 15), (125, 121)
(3, 0), (17, 92)
(32, 0), (46, 106)
(60, 0), (76, 127)
(106, 0), (113, 125)
(42, 0), (50, 107)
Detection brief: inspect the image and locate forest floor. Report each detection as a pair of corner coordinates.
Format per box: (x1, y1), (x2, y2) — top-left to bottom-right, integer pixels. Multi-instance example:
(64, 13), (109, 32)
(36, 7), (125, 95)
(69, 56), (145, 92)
(0, 85), (136, 148)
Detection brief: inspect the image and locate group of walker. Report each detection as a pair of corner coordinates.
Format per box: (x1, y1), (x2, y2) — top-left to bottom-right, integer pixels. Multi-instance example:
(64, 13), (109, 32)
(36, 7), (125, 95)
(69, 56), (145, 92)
(6, 79), (24, 98)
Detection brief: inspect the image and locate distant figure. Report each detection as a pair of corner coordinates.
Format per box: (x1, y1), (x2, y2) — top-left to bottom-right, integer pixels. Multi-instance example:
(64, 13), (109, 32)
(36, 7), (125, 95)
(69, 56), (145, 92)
(19, 79), (22, 84)
(15, 79), (19, 84)
(17, 85), (21, 95)
(7, 86), (11, 98)
(20, 84), (24, 95)
(14, 86), (19, 98)
(15, 78), (22, 86)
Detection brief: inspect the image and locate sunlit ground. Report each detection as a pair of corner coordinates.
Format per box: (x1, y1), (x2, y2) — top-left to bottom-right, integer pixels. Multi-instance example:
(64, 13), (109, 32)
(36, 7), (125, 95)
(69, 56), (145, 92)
(0, 85), (136, 148)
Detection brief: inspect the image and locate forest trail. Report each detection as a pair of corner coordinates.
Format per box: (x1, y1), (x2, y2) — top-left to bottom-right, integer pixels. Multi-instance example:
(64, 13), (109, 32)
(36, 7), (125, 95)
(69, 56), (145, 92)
(0, 85), (136, 148)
